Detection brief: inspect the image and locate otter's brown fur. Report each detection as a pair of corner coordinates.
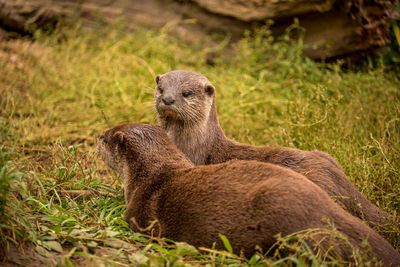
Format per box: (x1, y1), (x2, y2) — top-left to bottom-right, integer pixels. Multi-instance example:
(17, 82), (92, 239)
(97, 123), (400, 265)
(155, 70), (388, 227)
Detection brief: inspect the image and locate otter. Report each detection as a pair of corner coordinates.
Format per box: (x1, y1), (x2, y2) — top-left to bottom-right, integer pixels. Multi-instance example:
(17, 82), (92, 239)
(97, 123), (400, 265)
(154, 70), (388, 228)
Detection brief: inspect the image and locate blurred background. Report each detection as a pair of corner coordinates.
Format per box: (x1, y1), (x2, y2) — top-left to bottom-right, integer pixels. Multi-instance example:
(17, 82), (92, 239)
(1, 0), (399, 62)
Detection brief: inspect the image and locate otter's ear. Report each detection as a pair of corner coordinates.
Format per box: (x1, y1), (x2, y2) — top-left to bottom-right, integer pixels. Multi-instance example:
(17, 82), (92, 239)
(112, 131), (128, 150)
(155, 75), (161, 84)
(205, 84), (215, 96)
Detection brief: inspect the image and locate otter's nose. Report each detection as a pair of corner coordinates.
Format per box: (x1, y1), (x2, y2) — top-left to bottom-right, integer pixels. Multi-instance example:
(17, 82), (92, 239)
(162, 97), (175, 105)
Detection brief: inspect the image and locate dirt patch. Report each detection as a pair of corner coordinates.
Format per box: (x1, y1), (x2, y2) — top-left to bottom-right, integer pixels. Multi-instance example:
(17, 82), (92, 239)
(3, 243), (55, 267)
(3, 239), (141, 266)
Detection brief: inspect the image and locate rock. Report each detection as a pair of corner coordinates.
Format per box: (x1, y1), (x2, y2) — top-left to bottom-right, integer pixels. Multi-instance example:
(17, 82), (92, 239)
(0, 0), (397, 60)
(192, 0), (336, 21)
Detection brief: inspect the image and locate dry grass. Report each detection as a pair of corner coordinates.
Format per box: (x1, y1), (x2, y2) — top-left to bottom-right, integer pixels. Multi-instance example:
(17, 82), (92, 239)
(0, 22), (399, 266)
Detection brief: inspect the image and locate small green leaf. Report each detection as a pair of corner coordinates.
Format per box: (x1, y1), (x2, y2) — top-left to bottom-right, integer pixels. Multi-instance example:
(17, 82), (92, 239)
(132, 252), (149, 265)
(61, 218), (77, 226)
(219, 233), (233, 254)
(35, 245), (52, 257)
(86, 241), (98, 248)
(58, 256), (75, 267)
(43, 240), (63, 253)
(104, 239), (131, 249)
(272, 257), (304, 266)
(105, 230), (120, 238)
(142, 243), (153, 253)
(152, 243), (170, 254)
(43, 233), (58, 240)
(148, 255), (165, 266)
(69, 229), (82, 236)
(248, 254), (260, 265)
(174, 242), (199, 256)
(287, 257), (305, 266)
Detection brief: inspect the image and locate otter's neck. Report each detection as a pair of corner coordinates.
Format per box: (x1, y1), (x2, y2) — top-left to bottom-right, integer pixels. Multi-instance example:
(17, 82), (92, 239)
(162, 101), (226, 165)
(122, 147), (192, 201)
(123, 150), (192, 234)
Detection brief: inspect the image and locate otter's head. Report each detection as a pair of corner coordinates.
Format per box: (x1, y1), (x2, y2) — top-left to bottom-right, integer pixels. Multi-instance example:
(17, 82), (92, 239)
(97, 123), (192, 179)
(155, 70), (215, 127)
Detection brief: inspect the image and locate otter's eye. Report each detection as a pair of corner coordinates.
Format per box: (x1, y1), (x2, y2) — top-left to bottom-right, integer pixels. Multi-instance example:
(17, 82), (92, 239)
(158, 87), (164, 94)
(182, 91), (192, 98)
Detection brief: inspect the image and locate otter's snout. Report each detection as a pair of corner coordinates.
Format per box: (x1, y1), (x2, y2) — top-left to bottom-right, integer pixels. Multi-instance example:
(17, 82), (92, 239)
(162, 97), (175, 105)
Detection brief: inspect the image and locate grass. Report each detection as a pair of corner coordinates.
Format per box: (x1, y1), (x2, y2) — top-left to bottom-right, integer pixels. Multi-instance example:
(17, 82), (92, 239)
(0, 21), (399, 266)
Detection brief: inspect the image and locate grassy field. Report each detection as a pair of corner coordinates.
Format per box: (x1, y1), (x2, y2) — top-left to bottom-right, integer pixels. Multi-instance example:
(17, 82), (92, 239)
(0, 22), (399, 266)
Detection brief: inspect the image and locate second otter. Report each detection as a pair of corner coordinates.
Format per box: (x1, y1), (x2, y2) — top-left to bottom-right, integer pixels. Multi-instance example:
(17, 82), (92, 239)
(97, 123), (400, 265)
(154, 70), (388, 227)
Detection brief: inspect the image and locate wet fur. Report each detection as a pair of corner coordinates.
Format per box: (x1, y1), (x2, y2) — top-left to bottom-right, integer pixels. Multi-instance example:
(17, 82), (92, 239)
(155, 70), (389, 228)
(97, 123), (400, 265)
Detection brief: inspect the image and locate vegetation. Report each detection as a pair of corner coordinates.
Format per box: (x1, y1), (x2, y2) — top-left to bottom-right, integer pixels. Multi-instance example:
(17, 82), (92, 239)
(0, 21), (399, 266)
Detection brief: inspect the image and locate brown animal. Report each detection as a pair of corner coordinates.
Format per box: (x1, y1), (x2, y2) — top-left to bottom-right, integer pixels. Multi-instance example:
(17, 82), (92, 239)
(97, 123), (400, 266)
(154, 70), (388, 227)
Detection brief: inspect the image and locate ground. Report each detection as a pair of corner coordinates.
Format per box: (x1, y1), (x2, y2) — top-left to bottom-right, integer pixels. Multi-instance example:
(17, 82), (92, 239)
(0, 23), (399, 266)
